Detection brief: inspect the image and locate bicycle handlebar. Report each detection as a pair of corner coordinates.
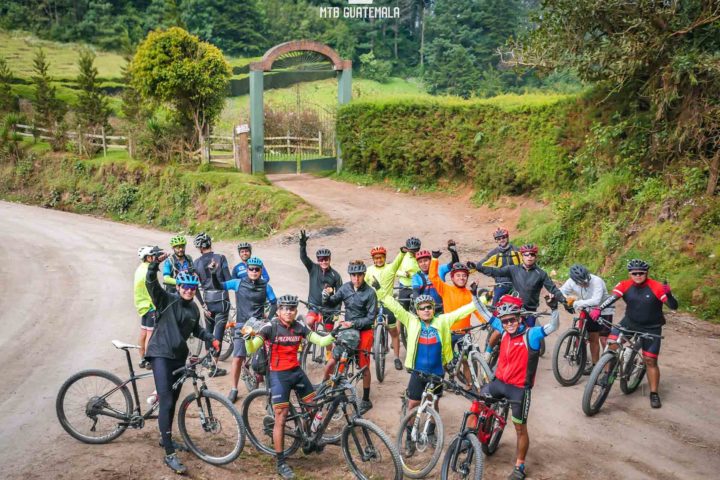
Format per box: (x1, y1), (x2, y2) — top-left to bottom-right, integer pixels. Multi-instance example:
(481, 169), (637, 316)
(173, 350), (214, 376)
(598, 319), (663, 339)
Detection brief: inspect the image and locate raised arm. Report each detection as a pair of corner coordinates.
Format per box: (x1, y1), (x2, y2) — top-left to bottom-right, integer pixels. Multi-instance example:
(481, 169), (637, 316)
(428, 258), (446, 296)
(475, 264), (511, 278)
(437, 300), (479, 330)
(145, 262), (170, 311)
(299, 230), (313, 272)
(380, 293), (416, 328)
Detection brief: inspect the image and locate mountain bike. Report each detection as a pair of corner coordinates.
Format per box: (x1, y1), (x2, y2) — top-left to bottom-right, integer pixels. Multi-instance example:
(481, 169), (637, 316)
(448, 324), (494, 393)
(298, 301), (344, 385)
(56, 340), (245, 465)
(242, 329), (402, 480)
(582, 320), (662, 416)
(373, 302), (390, 383)
(397, 369), (446, 478)
(187, 306), (234, 362)
(439, 379), (512, 479)
(552, 307), (593, 386)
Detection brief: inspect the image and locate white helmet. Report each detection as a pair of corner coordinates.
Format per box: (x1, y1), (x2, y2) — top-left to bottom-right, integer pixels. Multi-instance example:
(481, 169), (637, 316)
(138, 245), (159, 260)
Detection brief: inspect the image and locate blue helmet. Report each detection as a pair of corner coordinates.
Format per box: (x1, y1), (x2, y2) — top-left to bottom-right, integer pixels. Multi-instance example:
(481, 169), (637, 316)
(176, 272), (200, 286)
(247, 256), (263, 267)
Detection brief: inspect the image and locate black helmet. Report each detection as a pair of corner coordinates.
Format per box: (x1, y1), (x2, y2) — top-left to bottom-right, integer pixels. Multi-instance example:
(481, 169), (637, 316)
(348, 262), (367, 274)
(569, 264), (590, 284)
(405, 237), (421, 251)
(277, 295), (299, 307)
(194, 232), (212, 249)
(627, 259), (650, 272)
(316, 248), (331, 258)
(237, 242), (252, 252)
(493, 227), (509, 240)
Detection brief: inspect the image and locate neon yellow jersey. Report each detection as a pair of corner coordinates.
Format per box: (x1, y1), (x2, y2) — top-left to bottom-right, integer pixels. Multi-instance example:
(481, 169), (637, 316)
(366, 263), (391, 288)
(134, 262), (155, 316)
(396, 252), (419, 287)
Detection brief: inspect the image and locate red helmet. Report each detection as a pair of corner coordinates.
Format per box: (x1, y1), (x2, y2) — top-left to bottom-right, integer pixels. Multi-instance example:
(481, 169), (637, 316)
(415, 250), (432, 260)
(370, 246), (387, 256)
(519, 243), (538, 254)
(493, 227), (509, 240)
(496, 295), (523, 308)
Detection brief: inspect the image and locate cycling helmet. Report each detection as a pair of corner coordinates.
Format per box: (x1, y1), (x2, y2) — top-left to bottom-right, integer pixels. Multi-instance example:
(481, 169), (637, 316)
(336, 328), (361, 351)
(175, 272), (200, 286)
(370, 246), (387, 257)
(137, 245), (160, 260)
(415, 250), (432, 260)
(278, 295), (299, 307)
(519, 244), (539, 254)
(405, 237), (421, 251)
(450, 262), (470, 275)
(414, 294), (436, 308)
(316, 248), (331, 258)
(347, 262), (367, 274)
(493, 227), (509, 240)
(170, 235), (186, 247)
(627, 259), (650, 272)
(496, 302), (523, 318)
(237, 242), (252, 252)
(247, 256), (263, 267)
(569, 264), (591, 284)
(496, 294), (523, 309)
(194, 232), (212, 249)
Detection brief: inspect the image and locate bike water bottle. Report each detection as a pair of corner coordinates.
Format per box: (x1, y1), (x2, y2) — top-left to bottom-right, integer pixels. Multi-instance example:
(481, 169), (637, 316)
(311, 411), (324, 433)
(146, 390), (158, 405)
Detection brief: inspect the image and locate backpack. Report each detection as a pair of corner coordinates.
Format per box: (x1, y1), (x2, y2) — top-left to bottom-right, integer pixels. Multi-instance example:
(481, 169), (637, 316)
(251, 321), (277, 376)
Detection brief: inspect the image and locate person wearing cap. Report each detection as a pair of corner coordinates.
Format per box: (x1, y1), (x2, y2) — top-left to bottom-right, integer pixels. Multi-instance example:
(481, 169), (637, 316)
(244, 294), (335, 480)
(232, 241), (270, 281)
(322, 260), (377, 412)
(209, 256), (278, 403)
(474, 295), (561, 480)
(298, 229), (343, 331)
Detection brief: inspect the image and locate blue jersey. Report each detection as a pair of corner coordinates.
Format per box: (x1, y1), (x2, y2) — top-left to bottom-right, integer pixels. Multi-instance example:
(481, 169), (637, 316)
(221, 278), (277, 325)
(232, 261), (270, 282)
(411, 263), (450, 307)
(162, 255), (193, 277)
(414, 323), (444, 376)
(488, 317), (547, 350)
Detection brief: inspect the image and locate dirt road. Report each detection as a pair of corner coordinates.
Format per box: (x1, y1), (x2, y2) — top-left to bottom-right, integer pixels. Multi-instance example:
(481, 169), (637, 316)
(1, 173), (718, 480)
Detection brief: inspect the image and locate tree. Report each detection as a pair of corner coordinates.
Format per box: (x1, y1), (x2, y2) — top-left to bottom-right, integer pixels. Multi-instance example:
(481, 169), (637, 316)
(31, 48), (66, 130)
(75, 49), (110, 132)
(514, 0), (720, 195)
(0, 56), (19, 113)
(129, 27), (231, 161)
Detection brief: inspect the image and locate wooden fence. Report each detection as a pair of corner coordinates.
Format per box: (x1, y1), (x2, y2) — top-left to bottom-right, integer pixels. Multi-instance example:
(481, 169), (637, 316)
(13, 123), (129, 157)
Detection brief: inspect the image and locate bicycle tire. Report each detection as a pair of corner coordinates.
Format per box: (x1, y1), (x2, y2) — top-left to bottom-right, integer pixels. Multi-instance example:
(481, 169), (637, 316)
(177, 389), (245, 465)
(374, 324), (387, 383)
(552, 329), (587, 387)
(300, 340), (327, 386)
(396, 405), (444, 478)
(56, 369), (133, 444)
(620, 349), (646, 394)
(441, 433), (484, 480)
(582, 352), (618, 416)
(480, 401), (508, 456)
(341, 418), (403, 480)
(219, 329), (233, 361)
(241, 388), (301, 457)
(242, 364), (259, 393)
(467, 351), (493, 391)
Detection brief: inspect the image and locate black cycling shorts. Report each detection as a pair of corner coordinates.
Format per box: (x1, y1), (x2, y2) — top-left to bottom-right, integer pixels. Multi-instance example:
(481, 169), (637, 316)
(609, 325), (662, 359)
(481, 379), (531, 425)
(141, 310), (157, 331)
(269, 367), (315, 408)
(587, 314), (612, 336)
(406, 370), (444, 402)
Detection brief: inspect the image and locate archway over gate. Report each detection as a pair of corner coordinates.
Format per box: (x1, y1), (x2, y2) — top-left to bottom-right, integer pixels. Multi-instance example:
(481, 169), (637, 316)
(249, 41), (352, 173)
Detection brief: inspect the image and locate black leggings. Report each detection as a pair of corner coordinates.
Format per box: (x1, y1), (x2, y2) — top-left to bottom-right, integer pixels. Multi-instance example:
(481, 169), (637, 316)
(205, 308), (229, 357)
(151, 356), (186, 454)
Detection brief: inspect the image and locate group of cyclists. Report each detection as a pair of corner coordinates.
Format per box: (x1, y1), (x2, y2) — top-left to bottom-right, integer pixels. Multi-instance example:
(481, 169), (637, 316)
(132, 226), (678, 479)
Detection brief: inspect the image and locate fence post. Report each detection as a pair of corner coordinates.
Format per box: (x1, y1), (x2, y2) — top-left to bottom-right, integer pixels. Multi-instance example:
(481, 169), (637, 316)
(286, 131), (291, 155)
(77, 124), (82, 156)
(319, 131), (323, 156)
(236, 124), (251, 173)
(101, 126), (107, 157)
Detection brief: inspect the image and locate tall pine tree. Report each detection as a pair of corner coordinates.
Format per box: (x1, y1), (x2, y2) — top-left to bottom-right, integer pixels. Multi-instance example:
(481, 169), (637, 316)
(75, 49), (110, 132)
(31, 48), (66, 128)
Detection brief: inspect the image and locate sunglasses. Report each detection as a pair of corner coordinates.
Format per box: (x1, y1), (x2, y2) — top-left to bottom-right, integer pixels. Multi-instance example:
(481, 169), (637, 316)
(495, 236), (508, 241)
(416, 305), (434, 311)
(248, 267), (262, 272)
(501, 317), (520, 325)
(522, 253), (537, 257)
(280, 305), (298, 311)
(317, 257), (330, 262)
(630, 271), (647, 276)
(178, 284), (198, 291)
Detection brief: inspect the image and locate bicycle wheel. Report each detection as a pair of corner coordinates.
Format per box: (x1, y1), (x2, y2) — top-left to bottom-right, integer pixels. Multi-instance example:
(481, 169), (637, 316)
(219, 328), (233, 361)
(241, 388), (301, 457)
(582, 352), (618, 416)
(552, 329), (587, 387)
(467, 352), (493, 391)
(300, 341), (327, 386)
(620, 349), (646, 394)
(396, 405), (444, 478)
(241, 362), (260, 393)
(480, 401), (508, 456)
(177, 389), (245, 465)
(56, 369), (133, 444)
(342, 418), (403, 480)
(374, 324), (387, 383)
(441, 433), (484, 480)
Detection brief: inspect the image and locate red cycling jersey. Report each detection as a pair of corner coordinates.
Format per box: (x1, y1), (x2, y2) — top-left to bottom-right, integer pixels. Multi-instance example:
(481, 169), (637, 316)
(257, 319), (312, 371)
